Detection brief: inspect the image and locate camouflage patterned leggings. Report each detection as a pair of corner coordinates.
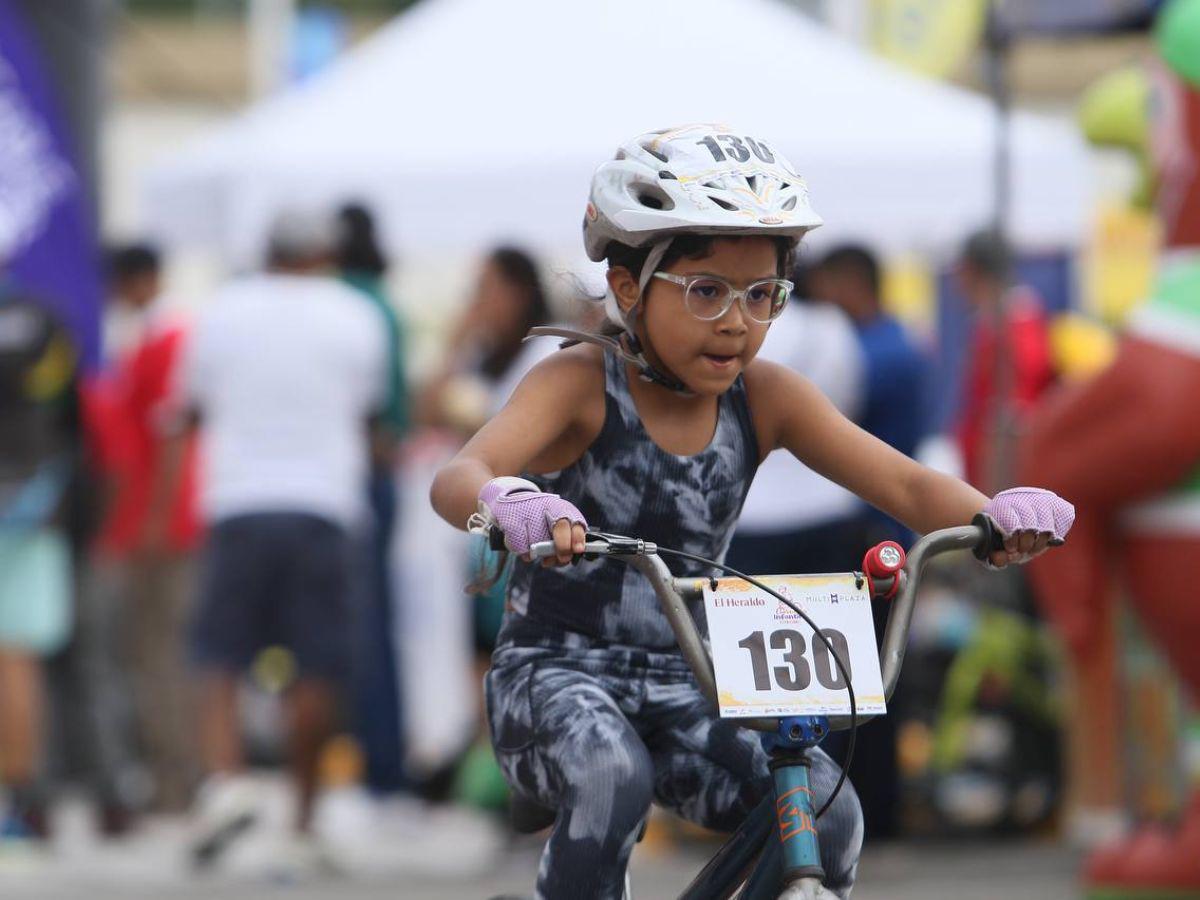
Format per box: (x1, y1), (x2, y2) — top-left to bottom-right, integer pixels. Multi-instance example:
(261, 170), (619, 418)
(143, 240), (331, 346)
(486, 642), (864, 899)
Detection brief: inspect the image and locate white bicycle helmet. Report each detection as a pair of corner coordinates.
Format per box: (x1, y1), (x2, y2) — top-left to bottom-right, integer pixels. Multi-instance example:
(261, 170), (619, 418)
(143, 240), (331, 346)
(583, 123), (822, 262)
(531, 124), (823, 392)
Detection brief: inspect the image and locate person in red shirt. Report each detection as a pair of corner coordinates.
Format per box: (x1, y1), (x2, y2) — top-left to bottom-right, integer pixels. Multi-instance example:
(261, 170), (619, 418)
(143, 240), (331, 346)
(953, 230), (1055, 492)
(97, 244), (201, 812)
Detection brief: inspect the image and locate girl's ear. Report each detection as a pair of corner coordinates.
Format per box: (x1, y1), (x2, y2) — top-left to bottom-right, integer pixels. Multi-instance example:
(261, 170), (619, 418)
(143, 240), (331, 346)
(606, 267), (641, 316)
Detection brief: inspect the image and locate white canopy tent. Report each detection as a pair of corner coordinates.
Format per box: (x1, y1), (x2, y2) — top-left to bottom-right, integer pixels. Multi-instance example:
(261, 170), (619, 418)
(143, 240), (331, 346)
(144, 0), (1091, 269)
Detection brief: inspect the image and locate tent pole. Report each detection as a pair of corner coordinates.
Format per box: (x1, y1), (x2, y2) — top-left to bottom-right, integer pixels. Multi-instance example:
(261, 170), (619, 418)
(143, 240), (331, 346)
(19, 0), (108, 217)
(983, 0), (1016, 495)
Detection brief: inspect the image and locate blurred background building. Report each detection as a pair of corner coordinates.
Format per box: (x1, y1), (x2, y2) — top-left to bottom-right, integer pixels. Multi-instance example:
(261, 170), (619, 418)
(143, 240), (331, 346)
(105, 0), (1155, 380)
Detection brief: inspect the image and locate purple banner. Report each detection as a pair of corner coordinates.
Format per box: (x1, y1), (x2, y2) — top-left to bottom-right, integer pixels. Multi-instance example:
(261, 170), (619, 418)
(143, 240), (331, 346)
(0, 2), (100, 368)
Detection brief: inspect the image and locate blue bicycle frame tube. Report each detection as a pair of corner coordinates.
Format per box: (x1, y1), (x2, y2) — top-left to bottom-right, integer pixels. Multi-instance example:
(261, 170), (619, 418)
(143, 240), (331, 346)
(678, 753), (826, 899)
(770, 754), (824, 885)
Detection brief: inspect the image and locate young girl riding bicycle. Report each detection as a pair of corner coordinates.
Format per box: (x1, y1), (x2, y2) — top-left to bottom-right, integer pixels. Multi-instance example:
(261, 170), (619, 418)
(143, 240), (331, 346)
(431, 123), (1074, 900)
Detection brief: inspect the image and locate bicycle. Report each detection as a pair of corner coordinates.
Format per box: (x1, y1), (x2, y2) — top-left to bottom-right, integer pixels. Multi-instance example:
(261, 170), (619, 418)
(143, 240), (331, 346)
(497, 519), (1000, 900)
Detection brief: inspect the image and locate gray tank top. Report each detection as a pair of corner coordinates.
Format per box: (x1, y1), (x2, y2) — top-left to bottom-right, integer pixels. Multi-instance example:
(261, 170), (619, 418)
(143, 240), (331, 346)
(499, 352), (760, 650)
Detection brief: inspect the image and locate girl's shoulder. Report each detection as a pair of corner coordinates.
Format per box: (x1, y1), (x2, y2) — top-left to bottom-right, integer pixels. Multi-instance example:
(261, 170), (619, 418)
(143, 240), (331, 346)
(522, 342), (606, 393)
(508, 342), (607, 424)
(741, 357), (820, 458)
(742, 356), (797, 403)
(743, 357), (829, 410)
(517, 343), (609, 473)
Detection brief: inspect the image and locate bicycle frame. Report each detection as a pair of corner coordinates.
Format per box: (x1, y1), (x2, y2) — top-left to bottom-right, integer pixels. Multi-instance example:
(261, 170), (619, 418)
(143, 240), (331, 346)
(529, 525), (984, 899)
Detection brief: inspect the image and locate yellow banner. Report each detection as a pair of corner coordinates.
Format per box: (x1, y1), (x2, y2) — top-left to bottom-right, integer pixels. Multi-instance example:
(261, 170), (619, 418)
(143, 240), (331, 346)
(870, 0), (988, 79)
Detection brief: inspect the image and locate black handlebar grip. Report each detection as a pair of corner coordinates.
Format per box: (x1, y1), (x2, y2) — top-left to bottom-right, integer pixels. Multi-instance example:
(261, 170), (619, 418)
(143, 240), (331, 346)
(488, 526), (508, 552)
(971, 513), (1005, 562)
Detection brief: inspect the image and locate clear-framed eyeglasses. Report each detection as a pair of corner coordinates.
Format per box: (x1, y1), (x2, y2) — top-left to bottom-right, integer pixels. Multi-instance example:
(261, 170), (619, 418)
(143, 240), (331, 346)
(651, 272), (792, 324)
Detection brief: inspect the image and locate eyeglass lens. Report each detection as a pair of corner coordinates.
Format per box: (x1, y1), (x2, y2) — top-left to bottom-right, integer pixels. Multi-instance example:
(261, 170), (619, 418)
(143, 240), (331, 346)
(684, 277), (788, 323)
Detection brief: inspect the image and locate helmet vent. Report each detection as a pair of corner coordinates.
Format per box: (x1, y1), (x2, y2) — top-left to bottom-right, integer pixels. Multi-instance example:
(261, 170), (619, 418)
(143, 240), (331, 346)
(640, 143), (669, 163)
(745, 175), (759, 193)
(709, 196), (738, 212)
(658, 170), (677, 180)
(781, 196), (798, 211)
(634, 185), (675, 211)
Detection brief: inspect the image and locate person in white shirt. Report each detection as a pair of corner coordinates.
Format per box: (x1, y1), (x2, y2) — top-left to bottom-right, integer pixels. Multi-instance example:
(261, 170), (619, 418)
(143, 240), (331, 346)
(180, 209), (386, 869)
(726, 270), (868, 576)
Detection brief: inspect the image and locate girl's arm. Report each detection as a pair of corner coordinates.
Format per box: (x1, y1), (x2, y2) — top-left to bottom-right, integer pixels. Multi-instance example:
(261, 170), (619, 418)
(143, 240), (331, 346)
(747, 360), (988, 536)
(430, 348), (599, 556)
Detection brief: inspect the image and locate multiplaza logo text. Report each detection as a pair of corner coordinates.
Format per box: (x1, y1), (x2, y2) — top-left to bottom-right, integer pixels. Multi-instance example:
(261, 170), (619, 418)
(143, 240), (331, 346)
(772, 592), (845, 621)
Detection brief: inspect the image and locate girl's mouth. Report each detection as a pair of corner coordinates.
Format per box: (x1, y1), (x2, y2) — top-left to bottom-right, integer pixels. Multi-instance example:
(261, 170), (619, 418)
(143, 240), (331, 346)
(703, 353), (737, 369)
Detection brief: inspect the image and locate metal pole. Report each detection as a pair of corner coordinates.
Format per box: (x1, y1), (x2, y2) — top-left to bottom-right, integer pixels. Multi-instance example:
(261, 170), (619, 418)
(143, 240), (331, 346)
(982, 0), (1017, 495)
(985, 2), (1012, 243)
(19, 0), (111, 217)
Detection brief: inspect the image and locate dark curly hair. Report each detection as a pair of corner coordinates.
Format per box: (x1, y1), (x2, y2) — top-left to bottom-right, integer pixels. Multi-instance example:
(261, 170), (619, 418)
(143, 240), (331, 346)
(478, 246), (552, 380)
(336, 203), (388, 278)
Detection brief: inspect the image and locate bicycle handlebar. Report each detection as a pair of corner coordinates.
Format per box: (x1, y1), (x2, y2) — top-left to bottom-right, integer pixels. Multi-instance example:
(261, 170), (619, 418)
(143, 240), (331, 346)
(525, 525), (987, 732)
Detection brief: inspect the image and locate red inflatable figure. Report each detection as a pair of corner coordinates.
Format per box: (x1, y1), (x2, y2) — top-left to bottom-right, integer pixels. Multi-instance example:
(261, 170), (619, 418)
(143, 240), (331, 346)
(1018, 2), (1200, 894)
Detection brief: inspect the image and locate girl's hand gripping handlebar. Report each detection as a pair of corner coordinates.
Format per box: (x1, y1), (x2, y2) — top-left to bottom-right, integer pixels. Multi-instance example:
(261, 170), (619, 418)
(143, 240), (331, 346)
(469, 477), (587, 564)
(974, 487), (1075, 568)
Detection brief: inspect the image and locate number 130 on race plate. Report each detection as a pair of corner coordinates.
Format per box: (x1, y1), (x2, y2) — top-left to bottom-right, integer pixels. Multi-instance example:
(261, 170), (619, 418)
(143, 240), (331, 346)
(702, 574), (886, 718)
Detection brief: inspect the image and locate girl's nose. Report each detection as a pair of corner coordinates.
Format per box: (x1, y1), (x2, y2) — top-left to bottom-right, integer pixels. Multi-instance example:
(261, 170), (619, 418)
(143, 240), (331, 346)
(716, 298), (749, 334)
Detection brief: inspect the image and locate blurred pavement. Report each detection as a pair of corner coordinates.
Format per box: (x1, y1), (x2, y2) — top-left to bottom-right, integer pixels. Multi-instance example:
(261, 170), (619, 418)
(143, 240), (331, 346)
(396, 838), (1080, 900)
(0, 778), (1080, 899)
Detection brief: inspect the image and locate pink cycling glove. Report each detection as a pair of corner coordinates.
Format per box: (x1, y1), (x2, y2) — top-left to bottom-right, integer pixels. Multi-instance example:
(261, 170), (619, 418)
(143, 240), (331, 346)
(477, 477), (587, 555)
(979, 487), (1075, 565)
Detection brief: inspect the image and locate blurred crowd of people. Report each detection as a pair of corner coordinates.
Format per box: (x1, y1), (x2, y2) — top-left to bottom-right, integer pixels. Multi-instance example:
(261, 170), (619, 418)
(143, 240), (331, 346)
(0, 199), (1065, 874)
(0, 198), (584, 872)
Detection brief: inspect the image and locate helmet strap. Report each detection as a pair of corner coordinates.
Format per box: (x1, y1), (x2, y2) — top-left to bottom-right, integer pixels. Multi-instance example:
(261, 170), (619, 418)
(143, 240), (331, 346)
(627, 239), (673, 327)
(542, 238), (692, 394)
(617, 238), (691, 393)
(524, 326), (693, 396)
(621, 331), (692, 394)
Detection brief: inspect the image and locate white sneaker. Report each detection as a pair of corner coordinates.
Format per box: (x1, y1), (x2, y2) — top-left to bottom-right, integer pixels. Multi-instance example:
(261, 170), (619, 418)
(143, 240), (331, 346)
(189, 774), (262, 869)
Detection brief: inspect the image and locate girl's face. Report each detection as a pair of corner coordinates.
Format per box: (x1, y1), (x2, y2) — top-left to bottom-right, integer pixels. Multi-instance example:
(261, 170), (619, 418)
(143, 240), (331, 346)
(637, 236), (779, 396)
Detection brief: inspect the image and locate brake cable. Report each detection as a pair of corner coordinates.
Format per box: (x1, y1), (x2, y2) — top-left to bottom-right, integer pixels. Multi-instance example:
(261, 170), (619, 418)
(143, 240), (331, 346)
(652, 547), (857, 821)
(513, 529), (861, 821)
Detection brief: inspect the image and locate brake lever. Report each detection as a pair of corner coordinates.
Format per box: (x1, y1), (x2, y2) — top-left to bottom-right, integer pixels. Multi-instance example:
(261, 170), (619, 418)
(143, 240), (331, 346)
(527, 533), (656, 563)
(488, 526), (507, 552)
(529, 539), (608, 562)
(487, 525), (600, 559)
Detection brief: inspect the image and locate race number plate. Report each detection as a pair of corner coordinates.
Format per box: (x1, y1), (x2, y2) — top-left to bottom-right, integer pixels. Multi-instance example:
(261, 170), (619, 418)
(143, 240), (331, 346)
(702, 574), (886, 718)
